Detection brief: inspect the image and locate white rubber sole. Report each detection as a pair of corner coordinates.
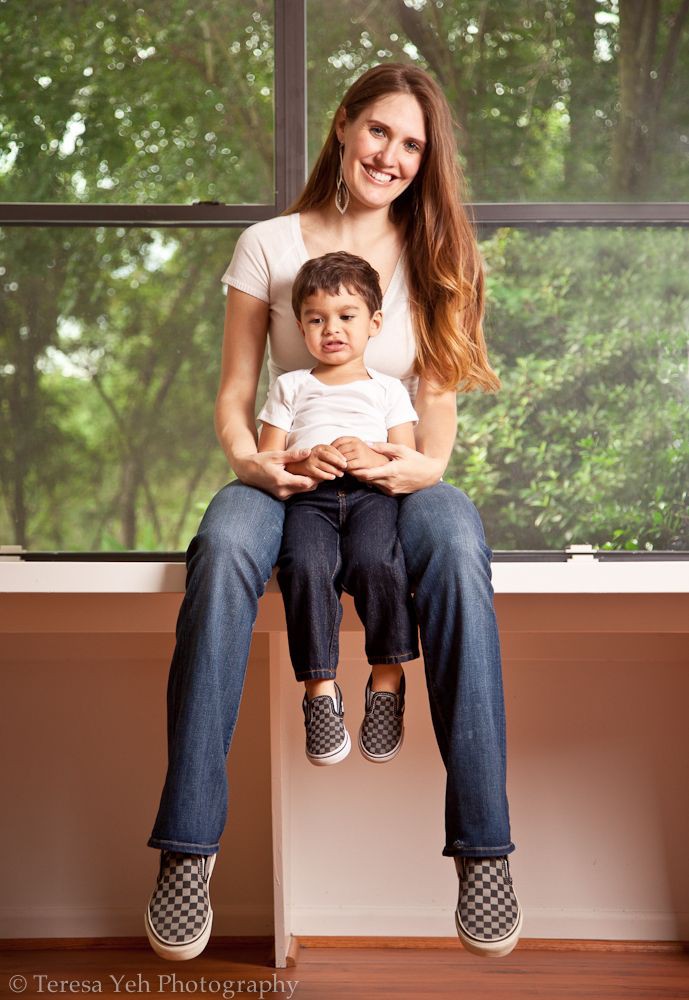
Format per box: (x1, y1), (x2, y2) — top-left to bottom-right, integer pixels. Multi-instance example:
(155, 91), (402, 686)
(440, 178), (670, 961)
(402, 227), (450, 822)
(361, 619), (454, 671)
(358, 724), (404, 763)
(145, 853), (216, 961)
(455, 902), (523, 958)
(306, 728), (351, 766)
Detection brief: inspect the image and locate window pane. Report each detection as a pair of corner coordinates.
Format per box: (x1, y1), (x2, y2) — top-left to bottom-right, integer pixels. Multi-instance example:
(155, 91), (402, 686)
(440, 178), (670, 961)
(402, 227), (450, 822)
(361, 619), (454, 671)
(0, 1), (274, 204)
(307, 1), (689, 202)
(450, 226), (689, 550)
(0, 225), (269, 552)
(2, 225), (687, 553)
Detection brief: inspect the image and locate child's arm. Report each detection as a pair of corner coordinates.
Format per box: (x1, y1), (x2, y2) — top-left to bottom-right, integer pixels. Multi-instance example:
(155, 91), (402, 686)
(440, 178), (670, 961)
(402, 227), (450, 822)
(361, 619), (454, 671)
(257, 422), (289, 453)
(387, 421), (417, 449)
(331, 422), (416, 476)
(259, 422), (347, 482)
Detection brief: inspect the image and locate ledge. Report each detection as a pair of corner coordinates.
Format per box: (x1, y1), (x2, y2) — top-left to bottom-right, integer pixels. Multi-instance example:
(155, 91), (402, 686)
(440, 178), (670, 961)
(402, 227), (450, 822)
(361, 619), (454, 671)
(0, 553), (688, 594)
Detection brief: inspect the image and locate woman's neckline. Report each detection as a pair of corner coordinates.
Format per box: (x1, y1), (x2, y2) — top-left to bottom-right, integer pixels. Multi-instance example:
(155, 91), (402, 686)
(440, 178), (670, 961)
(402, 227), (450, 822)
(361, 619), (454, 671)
(291, 212), (404, 304)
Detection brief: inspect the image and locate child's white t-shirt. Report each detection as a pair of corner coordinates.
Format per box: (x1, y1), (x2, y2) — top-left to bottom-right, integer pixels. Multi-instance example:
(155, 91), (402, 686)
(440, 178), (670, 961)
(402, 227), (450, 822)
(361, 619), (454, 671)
(258, 367), (418, 452)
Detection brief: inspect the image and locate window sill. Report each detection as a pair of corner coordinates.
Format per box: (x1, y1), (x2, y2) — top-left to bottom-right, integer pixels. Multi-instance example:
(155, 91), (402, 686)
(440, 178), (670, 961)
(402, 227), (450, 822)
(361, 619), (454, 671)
(0, 550), (687, 594)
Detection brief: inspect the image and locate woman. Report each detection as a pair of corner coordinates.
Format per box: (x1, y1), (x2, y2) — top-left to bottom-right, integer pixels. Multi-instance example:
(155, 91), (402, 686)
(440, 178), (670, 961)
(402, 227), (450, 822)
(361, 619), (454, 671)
(145, 63), (522, 962)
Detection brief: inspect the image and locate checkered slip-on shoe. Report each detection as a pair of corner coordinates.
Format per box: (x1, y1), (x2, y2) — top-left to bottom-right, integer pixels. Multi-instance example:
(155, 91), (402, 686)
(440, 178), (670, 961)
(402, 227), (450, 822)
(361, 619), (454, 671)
(358, 670), (405, 763)
(145, 851), (216, 960)
(454, 855), (523, 957)
(303, 681), (351, 766)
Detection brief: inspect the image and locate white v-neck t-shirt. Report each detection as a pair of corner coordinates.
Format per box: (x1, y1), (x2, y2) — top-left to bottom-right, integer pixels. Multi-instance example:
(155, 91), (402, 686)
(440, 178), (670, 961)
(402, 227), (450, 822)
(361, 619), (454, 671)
(257, 366), (419, 452)
(220, 213), (420, 404)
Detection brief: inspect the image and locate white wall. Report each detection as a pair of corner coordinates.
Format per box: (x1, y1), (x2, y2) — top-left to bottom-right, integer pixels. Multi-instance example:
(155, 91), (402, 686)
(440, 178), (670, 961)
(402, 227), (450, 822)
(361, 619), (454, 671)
(1, 590), (688, 941)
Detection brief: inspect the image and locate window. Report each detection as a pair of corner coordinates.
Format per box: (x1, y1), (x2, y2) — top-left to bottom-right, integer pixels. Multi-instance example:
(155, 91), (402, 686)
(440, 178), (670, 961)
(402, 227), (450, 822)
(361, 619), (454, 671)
(1, 1), (688, 553)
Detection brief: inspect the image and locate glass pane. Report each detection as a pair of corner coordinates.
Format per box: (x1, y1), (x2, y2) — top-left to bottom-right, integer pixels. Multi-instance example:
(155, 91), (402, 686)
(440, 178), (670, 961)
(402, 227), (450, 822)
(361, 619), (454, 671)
(451, 226), (689, 550)
(2, 226), (687, 553)
(0, 1), (274, 204)
(307, 1), (689, 201)
(0, 225), (269, 552)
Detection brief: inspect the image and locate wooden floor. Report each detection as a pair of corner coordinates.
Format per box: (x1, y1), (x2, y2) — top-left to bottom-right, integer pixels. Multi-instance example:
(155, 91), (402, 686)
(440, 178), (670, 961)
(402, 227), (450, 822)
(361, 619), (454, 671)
(1, 939), (688, 1000)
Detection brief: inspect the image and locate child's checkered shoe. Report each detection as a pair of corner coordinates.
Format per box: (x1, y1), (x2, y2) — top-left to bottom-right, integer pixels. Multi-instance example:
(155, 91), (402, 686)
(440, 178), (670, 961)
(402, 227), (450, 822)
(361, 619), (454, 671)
(145, 851), (215, 960)
(303, 681), (351, 766)
(454, 855), (523, 957)
(358, 670), (405, 763)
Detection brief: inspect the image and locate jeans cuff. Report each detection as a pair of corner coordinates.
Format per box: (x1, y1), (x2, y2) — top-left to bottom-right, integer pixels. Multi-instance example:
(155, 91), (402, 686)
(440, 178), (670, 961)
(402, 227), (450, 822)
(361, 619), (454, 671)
(293, 668), (337, 681)
(147, 836), (220, 856)
(442, 840), (515, 859)
(367, 649), (419, 666)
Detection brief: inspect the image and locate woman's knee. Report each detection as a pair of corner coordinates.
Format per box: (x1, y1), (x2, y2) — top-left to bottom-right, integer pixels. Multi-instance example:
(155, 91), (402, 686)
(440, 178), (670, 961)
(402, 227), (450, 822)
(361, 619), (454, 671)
(398, 483), (491, 571)
(191, 480), (285, 573)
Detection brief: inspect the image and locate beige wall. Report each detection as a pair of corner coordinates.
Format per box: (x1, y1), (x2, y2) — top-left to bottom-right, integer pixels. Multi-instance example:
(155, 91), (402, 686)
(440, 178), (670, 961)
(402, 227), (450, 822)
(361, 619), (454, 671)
(1, 593), (688, 941)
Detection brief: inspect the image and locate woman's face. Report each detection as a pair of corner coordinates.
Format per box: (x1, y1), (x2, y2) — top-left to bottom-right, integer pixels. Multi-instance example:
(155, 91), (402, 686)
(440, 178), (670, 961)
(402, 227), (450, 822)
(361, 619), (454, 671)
(336, 92), (427, 212)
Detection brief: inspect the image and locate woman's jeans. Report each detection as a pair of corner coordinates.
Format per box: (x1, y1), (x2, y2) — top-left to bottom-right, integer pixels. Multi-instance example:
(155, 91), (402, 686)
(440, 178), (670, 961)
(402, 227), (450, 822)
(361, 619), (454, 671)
(148, 478), (515, 859)
(278, 472), (419, 680)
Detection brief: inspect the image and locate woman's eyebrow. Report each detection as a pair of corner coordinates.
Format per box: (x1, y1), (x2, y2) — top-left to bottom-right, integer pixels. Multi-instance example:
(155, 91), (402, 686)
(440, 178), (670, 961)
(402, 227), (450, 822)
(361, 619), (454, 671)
(366, 118), (426, 147)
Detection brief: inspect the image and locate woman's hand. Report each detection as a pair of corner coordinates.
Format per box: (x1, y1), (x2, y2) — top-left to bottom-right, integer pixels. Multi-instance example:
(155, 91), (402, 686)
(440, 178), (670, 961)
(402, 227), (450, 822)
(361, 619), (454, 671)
(286, 444), (348, 482)
(235, 448), (319, 500)
(352, 443), (444, 495)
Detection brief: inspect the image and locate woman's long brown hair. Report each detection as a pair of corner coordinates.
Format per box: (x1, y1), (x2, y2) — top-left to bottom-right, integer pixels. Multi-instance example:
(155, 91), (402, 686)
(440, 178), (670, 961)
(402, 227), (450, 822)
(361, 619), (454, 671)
(286, 63), (500, 394)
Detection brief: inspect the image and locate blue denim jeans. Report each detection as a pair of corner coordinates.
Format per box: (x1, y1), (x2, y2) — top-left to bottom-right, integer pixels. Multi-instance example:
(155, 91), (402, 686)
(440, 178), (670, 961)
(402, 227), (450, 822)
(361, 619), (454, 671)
(147, 478), (514, 859)
(278, 472), (419, 680)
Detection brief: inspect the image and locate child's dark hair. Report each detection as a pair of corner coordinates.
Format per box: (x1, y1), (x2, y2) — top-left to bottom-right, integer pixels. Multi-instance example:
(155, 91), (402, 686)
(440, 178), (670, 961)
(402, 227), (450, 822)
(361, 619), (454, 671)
(291, 251), (383, 318)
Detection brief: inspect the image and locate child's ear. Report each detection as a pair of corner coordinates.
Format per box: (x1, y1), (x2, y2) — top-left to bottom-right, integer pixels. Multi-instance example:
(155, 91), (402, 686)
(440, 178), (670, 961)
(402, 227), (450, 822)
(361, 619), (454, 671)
(368, 310), (383, 338)
(296, 318), (305, 337)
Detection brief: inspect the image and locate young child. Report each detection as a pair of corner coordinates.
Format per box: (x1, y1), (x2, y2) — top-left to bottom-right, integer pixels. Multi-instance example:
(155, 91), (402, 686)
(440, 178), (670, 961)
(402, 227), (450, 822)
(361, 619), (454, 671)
(257, 251), (420, 766)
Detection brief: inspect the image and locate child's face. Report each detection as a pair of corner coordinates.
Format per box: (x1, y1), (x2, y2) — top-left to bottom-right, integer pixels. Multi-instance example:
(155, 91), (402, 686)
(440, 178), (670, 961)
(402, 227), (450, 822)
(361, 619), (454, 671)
(297, 286), (382, 366)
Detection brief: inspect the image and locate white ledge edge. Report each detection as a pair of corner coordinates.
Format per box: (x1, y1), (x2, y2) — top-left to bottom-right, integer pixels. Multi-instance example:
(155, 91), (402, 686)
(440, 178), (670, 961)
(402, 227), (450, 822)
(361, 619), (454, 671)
(0, 560), (687, 594)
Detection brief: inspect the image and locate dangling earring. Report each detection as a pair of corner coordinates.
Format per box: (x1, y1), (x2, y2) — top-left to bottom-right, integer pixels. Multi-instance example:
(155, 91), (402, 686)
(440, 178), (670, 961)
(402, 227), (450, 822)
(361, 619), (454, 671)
(335, 142), (350, 215)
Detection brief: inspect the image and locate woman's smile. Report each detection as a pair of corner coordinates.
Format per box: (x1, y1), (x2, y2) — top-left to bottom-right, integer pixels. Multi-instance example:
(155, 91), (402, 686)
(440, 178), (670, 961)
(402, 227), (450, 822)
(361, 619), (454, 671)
(363, 164), (396, 184)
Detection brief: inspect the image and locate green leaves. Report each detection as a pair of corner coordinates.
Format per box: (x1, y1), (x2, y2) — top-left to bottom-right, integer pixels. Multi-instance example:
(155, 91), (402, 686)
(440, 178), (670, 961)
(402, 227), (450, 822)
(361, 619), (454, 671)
(449, 226), (689, 550)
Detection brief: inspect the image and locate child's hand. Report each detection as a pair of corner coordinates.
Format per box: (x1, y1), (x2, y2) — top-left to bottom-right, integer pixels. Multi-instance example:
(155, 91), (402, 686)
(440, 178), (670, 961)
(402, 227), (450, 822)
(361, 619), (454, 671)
(330, 436), (391, 474)
(286, 443), (348, 481)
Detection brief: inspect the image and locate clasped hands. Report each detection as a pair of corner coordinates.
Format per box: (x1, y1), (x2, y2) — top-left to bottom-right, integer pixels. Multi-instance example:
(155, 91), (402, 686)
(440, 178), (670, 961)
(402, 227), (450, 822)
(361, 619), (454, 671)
(285, 436), (443, 497)
(285, 437), (379, 480)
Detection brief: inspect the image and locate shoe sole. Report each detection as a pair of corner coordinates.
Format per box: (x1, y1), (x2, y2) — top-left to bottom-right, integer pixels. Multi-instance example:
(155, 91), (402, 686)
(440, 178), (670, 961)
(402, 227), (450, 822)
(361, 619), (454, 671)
(455, 902), (523, 958)
(357, 724), (404, 763)
(306, 728), (351, 766)
(145, 853), (216, 961)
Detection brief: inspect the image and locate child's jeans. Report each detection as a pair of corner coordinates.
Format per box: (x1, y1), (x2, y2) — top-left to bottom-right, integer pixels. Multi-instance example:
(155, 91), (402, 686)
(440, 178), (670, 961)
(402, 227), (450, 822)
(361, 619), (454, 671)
(277, 472), (420, 680)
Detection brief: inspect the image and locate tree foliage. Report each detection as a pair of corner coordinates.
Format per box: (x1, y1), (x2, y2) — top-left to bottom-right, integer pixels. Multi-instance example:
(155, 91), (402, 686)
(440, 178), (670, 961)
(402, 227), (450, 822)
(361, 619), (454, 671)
(1, 1), (688, 550)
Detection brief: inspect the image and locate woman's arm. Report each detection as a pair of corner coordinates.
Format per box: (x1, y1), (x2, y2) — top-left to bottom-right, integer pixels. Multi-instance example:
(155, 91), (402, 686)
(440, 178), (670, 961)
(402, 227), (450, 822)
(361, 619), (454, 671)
(413, 377), (458, 472)
(214, 287), (315, 498)
(353, 377), (457, 495)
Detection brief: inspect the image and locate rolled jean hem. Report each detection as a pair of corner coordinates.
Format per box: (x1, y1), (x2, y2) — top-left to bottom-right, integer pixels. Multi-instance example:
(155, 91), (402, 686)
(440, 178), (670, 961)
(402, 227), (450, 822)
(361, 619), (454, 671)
(293, 668), (337, 682)
(147, 836), (220, 856)
(442, 841), (515, 859)
(367, 649), (419, 666)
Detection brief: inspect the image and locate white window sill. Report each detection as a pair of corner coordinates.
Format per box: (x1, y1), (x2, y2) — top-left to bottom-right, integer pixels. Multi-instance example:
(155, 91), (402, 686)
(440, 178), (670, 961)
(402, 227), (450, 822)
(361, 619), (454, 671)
(0, 554), (687, 594)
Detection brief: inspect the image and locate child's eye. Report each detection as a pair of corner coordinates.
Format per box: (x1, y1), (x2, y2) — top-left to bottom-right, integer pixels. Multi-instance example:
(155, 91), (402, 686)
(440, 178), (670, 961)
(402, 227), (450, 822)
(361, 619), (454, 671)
(341, 314), (354, 321)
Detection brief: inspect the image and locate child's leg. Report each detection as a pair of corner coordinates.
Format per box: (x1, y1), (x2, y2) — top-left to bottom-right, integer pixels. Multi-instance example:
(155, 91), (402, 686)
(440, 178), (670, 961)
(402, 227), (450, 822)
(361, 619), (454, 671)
(278, 489), (351, 765)
(276, 490), (344, 684)
(370, 662), (404, 693)
(340, 490), (419, 678)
